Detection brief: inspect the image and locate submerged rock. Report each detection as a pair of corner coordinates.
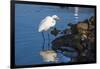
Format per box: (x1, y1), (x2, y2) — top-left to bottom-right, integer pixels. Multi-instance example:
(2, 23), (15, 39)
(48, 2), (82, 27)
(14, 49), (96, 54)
(40, 50), (58, 62)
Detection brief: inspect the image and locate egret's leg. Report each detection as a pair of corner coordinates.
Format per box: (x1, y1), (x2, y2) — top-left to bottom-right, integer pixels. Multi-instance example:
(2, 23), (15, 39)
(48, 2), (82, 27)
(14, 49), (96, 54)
(47, 31), (51, 50)
(42, 32), (45, 51)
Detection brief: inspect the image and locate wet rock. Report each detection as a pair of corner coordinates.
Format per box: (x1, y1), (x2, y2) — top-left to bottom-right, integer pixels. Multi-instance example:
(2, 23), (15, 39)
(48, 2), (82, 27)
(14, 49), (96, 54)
(62, 28), (72, 35)
(51, 34), (83, 55)
(51, 16), (96, 62)
(77, 22), (88, 30)
(50, 27), (61, 36)
(40, 50), (58, 62)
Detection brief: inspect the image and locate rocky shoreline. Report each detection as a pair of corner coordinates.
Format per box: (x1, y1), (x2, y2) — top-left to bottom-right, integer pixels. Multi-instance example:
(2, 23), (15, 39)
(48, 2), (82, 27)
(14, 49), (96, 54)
(51, 16), (96, 62)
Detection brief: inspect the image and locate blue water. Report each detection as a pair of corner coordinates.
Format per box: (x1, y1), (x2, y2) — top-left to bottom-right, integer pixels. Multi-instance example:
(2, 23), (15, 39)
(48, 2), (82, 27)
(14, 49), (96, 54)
(15, 4), (95, 65)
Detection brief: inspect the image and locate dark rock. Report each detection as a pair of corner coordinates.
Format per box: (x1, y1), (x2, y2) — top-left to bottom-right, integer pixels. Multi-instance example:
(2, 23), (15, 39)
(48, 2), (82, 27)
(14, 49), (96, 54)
(51, 16), (96, 62)
(50, 27), (61, 36)
(51, 34), (84, 55)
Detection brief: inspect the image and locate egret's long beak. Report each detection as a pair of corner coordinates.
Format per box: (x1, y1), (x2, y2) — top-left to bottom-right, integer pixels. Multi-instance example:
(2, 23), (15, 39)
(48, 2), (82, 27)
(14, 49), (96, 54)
(57, 17), (60, 20)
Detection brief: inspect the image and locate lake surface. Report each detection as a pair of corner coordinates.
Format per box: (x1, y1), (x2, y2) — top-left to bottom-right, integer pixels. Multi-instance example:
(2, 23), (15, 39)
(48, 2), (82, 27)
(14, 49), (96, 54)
(15, 4), (95, 65)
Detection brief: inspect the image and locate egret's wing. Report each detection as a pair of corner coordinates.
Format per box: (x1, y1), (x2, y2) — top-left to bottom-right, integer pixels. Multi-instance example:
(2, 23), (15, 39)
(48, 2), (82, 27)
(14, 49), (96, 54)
(50, 20), (56, 27)
(38, 16), (52, 32)
(39, 16), (50, 28)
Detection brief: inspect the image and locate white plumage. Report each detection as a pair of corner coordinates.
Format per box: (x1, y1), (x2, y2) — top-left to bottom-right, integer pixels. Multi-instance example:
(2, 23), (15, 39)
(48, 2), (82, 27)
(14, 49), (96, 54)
(38, 15), (59, 32)
(38, 15), (59, 51)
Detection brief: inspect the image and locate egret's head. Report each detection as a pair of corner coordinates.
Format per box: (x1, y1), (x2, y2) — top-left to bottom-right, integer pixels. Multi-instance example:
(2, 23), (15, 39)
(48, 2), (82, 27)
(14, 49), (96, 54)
(52, 15), (59, 20)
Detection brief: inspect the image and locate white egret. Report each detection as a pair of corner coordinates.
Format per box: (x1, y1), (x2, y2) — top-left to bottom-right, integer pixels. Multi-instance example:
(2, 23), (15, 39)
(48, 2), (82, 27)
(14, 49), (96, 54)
(38, 15), (59, 51)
